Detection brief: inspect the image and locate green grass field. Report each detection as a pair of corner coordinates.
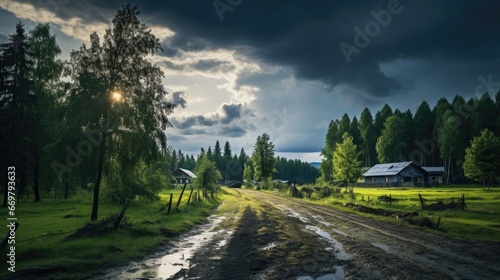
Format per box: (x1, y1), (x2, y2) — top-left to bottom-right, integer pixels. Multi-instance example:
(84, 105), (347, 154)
(309, 185), (500, 242)
(0, 186), (222, 279)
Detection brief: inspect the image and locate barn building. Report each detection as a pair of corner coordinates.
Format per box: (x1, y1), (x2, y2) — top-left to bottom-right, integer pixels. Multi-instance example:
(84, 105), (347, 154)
(171, 168), (197, 184)
(363, 161), (428, 187)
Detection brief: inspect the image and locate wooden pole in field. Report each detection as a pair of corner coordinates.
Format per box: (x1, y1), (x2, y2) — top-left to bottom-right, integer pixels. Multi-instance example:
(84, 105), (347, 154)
(418, 194), (426, 210)
(114, 198), (130, 229)
(177, 183), (187, 208)
(167, 193), (173, 214)
(187, 188), (194, 204)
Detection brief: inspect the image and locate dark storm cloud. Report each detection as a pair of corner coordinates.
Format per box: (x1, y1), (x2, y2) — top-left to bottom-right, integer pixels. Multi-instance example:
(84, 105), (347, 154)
(171, 115), (218, 129)
(182, 125), (246, 137)
(171, 103), (250, 129)
(159, 58), (235, 73)
(0, 32), (7, 43)
(167, 134), (187, 142)
(220, 103), (242, 124)
(136, 0), (500, 100)
(218, 125), (246, 137)
(15, 0), (500, 102)
(191, 59), (235, 72)
(170, 91), (187, 109)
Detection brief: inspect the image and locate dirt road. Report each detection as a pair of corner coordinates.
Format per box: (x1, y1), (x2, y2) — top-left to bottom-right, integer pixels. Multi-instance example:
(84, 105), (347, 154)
(100, 188), (500, 279)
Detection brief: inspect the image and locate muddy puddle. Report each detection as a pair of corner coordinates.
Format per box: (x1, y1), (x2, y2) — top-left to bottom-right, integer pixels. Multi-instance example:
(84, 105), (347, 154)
(297, 266), (345, 280)
(371, 242), (390, 253)
(305, 225), (352, 261)
(96, 215), (232, 280)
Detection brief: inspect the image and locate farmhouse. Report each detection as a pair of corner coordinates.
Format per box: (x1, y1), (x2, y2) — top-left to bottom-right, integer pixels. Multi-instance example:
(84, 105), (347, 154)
(422, 166), (446, 184)
(363, 161), (428, 187)
(171, 168), (197, 184)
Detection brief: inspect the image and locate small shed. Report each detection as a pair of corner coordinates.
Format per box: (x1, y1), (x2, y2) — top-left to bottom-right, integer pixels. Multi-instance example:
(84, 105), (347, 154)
(422, 167), (446, 184)
(171, 168), (197, 184)
(363, 161), (427, 187)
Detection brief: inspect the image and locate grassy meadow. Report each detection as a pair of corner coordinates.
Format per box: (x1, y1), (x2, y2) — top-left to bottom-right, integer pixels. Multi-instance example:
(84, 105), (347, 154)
(0, 186), (222, 279)
(307, 185), (500, 242)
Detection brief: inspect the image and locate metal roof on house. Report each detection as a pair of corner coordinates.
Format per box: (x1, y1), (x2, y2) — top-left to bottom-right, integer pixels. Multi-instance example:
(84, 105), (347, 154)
(422, 167), (445, 174)
(362, 161), (414, 177)
(175, 168), (197, 178)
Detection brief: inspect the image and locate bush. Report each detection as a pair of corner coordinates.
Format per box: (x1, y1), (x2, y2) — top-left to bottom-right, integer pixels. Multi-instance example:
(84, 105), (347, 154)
(317, 186), (333, 198)
(289, 186), (303, 198)
(271, 181), (288, 192)
(301, 186), (313, 198)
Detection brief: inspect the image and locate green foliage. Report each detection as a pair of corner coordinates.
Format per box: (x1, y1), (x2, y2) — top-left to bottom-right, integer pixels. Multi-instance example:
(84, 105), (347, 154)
(243, 163), (253, 185)
(333, 133), (362, 188)
(376, 115), (406, 163)
(437, 109), (465, 183)
(27, 23), (65, 202)
(319, 120), (339, 184)
(374, 104), (393, 139)
(274, 156), (320, 183)
(413, 101), (435, 165)
(289, 186), (303, 198)
(252, 133), (277, 185)
(193, 156), (222, 193)
(463, 129), (500, 185)
(359, 107), (376, 167)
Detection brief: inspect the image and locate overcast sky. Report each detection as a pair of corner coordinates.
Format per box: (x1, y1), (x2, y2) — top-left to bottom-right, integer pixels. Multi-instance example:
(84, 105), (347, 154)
(1, 0), (500, 162)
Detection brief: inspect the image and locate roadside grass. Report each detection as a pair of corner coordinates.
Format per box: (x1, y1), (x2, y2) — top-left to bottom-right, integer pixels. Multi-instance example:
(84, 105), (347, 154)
(270, 185), (500, 242)
(327, 186), (500, 242)
(0, 186), (221, 280)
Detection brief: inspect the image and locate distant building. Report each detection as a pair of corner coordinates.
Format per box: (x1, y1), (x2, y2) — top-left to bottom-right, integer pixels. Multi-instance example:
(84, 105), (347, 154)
(171, 168), (197, 184)
(272, 179), (298, 186)
(422, 166), (446, 184)
(363, 161), (428, 187)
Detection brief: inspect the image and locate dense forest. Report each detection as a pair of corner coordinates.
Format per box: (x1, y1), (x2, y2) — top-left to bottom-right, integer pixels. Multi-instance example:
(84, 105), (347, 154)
(319, 93), (500, 185)
(171, 139), (320, 184)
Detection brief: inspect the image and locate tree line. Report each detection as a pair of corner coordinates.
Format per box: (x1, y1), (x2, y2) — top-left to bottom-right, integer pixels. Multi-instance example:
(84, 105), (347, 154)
(0, 6), (176, 221)
(173, 136), (319, 185)
(319, 92), (500, 185)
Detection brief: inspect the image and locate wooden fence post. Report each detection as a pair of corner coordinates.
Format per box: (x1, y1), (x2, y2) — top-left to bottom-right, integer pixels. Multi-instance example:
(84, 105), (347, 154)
(389, 194), (392, 205)
(187, 188), (194, 204)
(177, 183), (187, 208)
(114, 198), (130, 229)
(167, 193), (173, 214)
(462, 194), (465, 210)
(418, 194), (426, 210)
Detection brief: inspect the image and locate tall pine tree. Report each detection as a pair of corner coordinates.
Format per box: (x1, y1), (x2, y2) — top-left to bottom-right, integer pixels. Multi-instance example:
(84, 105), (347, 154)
(0, 23), (35, 206)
